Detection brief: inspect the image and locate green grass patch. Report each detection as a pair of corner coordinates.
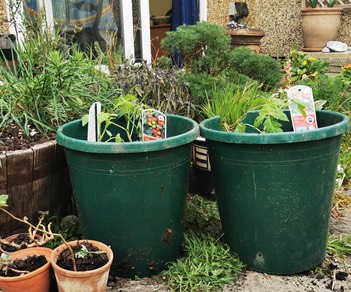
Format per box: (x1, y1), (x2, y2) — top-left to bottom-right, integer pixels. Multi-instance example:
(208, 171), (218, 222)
(162, 232), (244, 291)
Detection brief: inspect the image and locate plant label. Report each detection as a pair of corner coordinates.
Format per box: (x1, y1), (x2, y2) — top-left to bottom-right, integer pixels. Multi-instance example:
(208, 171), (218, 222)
(142, 109), (167, 141)
(87, 102), (101, 141)
(287, 85), (318, 132)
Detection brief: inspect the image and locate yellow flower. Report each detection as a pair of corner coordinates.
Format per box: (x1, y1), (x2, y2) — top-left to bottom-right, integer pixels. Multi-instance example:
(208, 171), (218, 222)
(307, 57), (316, 62)
(302, 60), (307, 66)
(342, 63), (351, 70)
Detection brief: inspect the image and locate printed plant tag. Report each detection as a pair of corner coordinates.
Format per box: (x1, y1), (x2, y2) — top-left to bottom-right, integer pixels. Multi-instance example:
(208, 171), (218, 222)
(142, 109), (167, 141)
(287, 85), (318, 132)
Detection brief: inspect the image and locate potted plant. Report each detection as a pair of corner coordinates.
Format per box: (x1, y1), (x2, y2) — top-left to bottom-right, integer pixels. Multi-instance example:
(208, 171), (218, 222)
(50, 240), (113, 292)
(0, 233), (43, 254)
(56, 95), (199, 278)
(301, 0), (343, 51)
(227, 13), (265, 53)
(0, 195), (54, 292)
(0, 194), (113, 291)
(0, 246), (53, 292)
(199, 89), (349, 274)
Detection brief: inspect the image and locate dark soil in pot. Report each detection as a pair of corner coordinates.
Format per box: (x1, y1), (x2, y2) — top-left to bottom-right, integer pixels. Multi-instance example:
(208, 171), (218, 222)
(56, 241), (109, 271)
(0, 255), (47, 277)
(1, 233), (41, 253)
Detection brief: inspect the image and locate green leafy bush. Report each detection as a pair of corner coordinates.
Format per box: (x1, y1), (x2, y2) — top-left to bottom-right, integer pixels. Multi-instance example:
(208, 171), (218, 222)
(229, 48), (283, 89)
(161, 21), (232, 75)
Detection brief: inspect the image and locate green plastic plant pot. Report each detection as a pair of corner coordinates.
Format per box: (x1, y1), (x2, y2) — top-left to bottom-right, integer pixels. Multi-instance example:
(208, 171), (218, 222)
(199, 110), (349, 274)
(56, 114), (199, 278)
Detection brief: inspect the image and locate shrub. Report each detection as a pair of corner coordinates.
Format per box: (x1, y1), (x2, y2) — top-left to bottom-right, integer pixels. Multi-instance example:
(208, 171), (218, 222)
(161, 21), (232, 76)
(229, 48), (283, 89)
(112, 62), (196, 119)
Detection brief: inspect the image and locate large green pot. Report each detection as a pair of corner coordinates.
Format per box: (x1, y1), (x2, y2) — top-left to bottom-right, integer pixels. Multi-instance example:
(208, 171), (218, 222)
(199, 110), (349, 274)
(56, 114), (199, 278)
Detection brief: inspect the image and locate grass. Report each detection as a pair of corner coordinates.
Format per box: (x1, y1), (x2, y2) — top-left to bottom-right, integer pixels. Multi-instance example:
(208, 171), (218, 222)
(162, 232), (244, 292)
(327, 234), (351, 259)
(161, 194), (245, 291)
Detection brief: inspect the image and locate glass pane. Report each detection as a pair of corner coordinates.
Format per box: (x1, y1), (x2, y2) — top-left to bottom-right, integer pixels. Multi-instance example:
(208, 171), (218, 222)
(52, 0), (118, 54)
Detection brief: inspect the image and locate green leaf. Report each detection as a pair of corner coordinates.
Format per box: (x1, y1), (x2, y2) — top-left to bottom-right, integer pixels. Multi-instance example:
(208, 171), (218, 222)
(81, 114), (89, 126)
(0, 194), (8, 208)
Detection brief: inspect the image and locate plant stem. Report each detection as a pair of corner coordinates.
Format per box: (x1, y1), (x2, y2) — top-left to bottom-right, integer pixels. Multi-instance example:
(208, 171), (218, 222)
(0, 208), (77, 271)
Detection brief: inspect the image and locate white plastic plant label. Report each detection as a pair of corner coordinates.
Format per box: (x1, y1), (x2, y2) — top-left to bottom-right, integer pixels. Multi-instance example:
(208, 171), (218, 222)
(287, 85), (318, 132)
(87, 102), (101, 141)
(142, 109), (167, 141)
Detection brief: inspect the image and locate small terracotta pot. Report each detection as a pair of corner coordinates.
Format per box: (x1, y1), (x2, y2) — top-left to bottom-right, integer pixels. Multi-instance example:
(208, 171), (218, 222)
(51, 240), (113, 292)
(0, 233), (42, 254)
(0, 247), (52, 292)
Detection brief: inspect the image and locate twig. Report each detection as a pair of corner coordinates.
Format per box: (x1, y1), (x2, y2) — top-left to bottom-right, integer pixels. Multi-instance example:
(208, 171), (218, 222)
(0, 208), (77, 271)
(331, 269), (336, 290)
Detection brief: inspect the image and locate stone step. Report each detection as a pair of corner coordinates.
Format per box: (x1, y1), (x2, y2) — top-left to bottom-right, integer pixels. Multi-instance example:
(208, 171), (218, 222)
(301, 50), (351, 74)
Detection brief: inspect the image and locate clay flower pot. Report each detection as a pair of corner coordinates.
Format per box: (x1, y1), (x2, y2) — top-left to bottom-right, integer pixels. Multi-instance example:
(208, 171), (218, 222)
(50, 240), (113, 292)
(301, 7), (343, 52)
(0, 247), (52, 292)
(228, 28), (265, 53)
(0, 233), (42, 254)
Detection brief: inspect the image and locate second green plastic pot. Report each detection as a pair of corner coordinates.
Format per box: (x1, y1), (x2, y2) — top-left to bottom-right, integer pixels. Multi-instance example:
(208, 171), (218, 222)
(200, 110), (349, 274)
(56, 114), (199, 278)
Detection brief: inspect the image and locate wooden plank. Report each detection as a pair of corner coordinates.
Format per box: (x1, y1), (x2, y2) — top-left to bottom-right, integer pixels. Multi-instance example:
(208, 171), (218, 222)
(0, 153), (8, 194)
(32, 141), (55, 218)
(0, 153), (9, 236)
(5, 148), (34, 234)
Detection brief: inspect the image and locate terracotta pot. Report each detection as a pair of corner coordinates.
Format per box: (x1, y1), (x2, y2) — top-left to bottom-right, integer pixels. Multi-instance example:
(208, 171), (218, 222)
(51, 240), (113, 292)
(228, 28), (265, 53)
(0, 247), (52, 292)
(301, 8), (342, 52)
(0, 233), (42, 254)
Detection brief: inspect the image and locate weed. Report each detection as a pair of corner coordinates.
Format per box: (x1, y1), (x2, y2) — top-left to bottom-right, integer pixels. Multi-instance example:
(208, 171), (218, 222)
(327, 234), (351, 259)
(332, 190), (351, 219)
(162, 232), (244, 291)
(184, 194), (221, 238)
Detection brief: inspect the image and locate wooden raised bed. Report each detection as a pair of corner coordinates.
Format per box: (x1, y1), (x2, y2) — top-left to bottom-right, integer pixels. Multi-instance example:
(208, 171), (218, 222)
(0, 141), (72, 237)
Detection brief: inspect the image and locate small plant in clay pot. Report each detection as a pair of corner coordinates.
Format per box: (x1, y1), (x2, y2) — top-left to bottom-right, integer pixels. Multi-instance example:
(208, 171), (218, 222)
(0, 232), (42, 253)
(57, 242), (108, 272)
(0, 251), (48, 277)
(0, 246), (53, 292)
(0, 194), (113, 292)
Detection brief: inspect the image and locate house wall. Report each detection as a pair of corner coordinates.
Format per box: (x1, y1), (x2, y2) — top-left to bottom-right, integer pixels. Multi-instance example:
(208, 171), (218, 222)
(0, 0), (8, 33)
(207, 0), (351, 57)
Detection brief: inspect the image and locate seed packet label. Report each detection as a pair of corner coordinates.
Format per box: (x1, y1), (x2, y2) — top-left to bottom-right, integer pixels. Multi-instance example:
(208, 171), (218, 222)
(142, 109), (167, 141)
(287, 85), (318, 132)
